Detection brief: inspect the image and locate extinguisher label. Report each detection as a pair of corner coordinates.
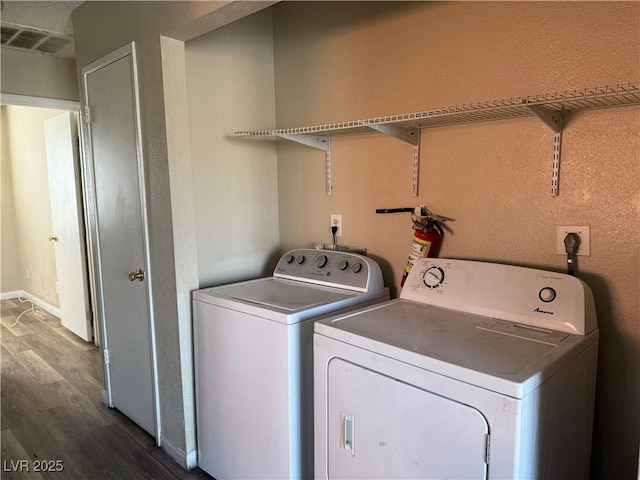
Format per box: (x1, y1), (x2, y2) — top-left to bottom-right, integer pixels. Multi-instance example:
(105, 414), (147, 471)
(404, 237), (432, 275)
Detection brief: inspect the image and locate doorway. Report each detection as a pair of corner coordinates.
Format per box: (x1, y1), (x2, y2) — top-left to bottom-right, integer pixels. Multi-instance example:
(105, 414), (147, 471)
(0, 99), (95, 344)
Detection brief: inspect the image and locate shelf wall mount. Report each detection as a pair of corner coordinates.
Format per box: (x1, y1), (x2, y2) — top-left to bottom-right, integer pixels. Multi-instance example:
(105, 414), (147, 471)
(527, 105), (564, 197)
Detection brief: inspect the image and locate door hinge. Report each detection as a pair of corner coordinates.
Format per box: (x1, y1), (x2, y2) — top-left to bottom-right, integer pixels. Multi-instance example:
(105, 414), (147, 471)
(103, 348), (110, 365)
(83, 105), (91, 124)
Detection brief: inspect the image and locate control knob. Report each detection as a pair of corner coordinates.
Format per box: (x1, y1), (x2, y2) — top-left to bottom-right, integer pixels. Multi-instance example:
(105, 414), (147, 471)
(295, 254), (305, 264)
(423, 266), (445, 288)
(314, 255), (328, 268)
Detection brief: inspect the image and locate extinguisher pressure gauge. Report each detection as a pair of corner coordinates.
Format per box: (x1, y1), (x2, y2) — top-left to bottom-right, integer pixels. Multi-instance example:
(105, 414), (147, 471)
(423, 266), (445, 289)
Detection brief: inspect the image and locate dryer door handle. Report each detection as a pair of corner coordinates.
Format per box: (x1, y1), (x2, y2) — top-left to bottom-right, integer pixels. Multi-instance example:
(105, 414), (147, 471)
(341, 412), (355, 456)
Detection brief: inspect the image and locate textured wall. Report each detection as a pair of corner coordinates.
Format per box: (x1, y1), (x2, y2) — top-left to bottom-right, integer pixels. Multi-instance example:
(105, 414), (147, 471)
(0, 106), (21, 293)
(0, 48), (79, 101)
(272, 2), (639, 478)
(185, 8), (280, 288)
(1, 106), (62, 304)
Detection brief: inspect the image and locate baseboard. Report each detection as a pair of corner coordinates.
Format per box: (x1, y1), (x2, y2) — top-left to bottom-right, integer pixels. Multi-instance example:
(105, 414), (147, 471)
(0, 290), (23, 301)
(3, 290), (61, 318)
(161, 436), (198, 471)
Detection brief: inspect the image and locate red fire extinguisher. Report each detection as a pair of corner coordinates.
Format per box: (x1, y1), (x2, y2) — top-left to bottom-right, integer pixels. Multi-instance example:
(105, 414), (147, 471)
(400, 206), (450, 287)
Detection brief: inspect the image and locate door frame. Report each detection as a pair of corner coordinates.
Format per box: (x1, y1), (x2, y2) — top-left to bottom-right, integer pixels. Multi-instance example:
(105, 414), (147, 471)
(79, 42), (161, 444)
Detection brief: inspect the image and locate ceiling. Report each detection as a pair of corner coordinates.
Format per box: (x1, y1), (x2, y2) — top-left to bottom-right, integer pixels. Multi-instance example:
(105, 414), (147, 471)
(1, 1), (84, 59)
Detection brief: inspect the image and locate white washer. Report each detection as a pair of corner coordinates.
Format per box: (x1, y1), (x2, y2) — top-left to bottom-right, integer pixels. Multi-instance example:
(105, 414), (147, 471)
(314, 258), (599, 480)
(193, 249), (389, 480)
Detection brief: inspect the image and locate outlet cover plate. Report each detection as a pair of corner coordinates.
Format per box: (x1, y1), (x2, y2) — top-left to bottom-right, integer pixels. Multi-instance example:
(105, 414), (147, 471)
(556, 226), (590, 255)
(330, 214), (342, 237)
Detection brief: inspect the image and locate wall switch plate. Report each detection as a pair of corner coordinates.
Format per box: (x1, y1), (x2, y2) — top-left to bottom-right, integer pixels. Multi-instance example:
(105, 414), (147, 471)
(556, 226), (590, 255)
(330, 214), (343, 237)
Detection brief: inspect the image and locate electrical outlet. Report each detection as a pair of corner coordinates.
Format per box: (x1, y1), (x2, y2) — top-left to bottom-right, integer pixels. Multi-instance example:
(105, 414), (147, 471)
(556, 226), (590, 255)
(330, 214), (343, 237)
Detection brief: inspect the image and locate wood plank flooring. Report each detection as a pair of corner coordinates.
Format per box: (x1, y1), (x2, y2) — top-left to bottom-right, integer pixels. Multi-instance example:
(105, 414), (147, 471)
(1, 299), (213, 480)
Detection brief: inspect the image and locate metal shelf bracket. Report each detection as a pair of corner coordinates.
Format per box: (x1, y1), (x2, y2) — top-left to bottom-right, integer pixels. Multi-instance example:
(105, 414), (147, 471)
(368, 125), (421, 196)
(276, 134), (333, 195)
(367, 124), (420, 146)
(527, 106), (564, 197)
(527, 105), (562, 133)
(276, 133), (331, 150)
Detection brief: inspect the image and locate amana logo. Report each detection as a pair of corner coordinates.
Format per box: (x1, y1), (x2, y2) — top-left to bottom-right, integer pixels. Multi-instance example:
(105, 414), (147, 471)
(534, 307), (554, 315)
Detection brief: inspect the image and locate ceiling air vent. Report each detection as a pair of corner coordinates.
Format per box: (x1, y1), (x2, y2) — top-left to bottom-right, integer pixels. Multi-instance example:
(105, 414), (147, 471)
(1, 22), (74, 58)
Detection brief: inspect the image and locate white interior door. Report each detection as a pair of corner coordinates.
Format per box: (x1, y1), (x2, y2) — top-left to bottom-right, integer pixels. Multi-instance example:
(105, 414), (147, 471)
(82, 44), (157, 438)
(44, 111), (92, 342)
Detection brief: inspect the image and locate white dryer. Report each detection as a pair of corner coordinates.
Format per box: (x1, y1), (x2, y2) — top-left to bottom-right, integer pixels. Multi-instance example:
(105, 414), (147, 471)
(193, 249), (389, 480)
(314, 258), (598, 480)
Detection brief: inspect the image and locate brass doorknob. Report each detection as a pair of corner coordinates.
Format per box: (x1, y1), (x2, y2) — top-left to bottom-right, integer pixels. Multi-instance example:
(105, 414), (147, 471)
(48, 235), (58, 242)
(128, 269), (145, 282)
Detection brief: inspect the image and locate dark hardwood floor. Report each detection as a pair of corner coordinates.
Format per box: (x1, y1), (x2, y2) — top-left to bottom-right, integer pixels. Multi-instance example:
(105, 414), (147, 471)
(1, 298), (213, 480)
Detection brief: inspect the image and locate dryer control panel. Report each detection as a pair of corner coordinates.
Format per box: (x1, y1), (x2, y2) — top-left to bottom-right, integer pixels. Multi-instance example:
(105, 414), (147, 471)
(274, 249), (385, 293)
(401, 258), (596, 335)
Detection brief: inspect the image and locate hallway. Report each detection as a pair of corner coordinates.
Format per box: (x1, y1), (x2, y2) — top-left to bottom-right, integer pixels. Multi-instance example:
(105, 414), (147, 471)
(0, 298), (211, 480)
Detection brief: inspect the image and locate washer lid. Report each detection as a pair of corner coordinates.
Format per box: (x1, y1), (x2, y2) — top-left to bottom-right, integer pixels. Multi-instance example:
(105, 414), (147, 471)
(207, 277), (356, 311)
(315, 299), (596, 398)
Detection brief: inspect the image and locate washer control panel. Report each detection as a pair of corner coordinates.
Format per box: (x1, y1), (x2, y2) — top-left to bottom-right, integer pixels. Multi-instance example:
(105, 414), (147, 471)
(274, 249), (384, 293)
(401, 258), (596, 335)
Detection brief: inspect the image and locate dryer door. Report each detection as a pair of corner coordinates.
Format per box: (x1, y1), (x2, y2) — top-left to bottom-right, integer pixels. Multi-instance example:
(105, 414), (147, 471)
(326, 359), (489, 479)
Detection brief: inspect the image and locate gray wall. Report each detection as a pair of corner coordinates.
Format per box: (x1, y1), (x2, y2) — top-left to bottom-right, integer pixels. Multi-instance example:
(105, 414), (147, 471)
(1, 47), (79, 101)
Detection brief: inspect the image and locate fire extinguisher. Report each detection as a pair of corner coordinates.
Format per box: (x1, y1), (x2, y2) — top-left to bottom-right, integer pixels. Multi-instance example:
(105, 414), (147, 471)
(375, 206), (452, 287)
(400, 206), (450, 287)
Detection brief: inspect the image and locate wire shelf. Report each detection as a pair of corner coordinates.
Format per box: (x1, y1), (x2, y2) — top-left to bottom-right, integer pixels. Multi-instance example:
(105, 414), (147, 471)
(234, 82), (639, 197)
(235, 82), (640, 138)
